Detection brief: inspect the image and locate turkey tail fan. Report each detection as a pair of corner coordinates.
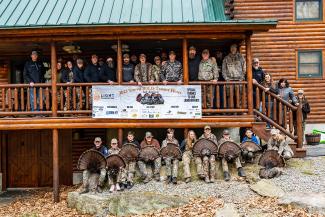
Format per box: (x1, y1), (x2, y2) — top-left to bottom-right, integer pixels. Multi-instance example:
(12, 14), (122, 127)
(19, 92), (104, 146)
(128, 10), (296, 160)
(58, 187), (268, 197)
(241, 141), (262, 153)
(106, 154), (126, 174)
(160, 143), (182, 160)
(259, 150), (285, 168)
(139, 146), (160, 162)
(192, 138), (218, 157)
(119, 143), (140, 163)
(218, 141), (242, 159)
(77, 149), (106, 173)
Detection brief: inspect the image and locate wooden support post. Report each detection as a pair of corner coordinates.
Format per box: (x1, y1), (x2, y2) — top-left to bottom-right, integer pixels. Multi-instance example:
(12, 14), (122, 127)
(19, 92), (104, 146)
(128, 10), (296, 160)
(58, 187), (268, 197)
(117, 39), (123, 84)
(182, 38), (189, 84)
(184, 128), (189, 139)
(51, 42), (59, 202)
(245, 32), (253, 115)
(118, 128), (123, 147)
(296, 104), (303, 148)
(51, 42), (58, 117)
(52, 128), (59, 202)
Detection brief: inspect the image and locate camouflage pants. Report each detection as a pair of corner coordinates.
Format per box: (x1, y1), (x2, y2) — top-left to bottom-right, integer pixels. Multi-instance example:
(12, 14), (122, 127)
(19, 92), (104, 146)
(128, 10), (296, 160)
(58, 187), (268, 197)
(82, 168), (106, 188)
(138, 157), (162, 178)
(195, 157), (204, 177)
(225, 83), (242, 108)
(182, 151), (193, 179)
(203, 155), (216, 179)
(120, 161), (136, 184)
(164, 158), (179, 178)
(108, 169), (126, 185)
(282, 151), (293, 160)
(202, 85), (214, 109)
(222, 157), (242, 172)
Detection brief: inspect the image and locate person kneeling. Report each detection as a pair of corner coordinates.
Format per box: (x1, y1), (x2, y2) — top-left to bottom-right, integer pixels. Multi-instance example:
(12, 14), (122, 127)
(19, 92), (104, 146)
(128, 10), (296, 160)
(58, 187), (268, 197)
(219, 130), (246, 181)
(267, 129), (293, 160)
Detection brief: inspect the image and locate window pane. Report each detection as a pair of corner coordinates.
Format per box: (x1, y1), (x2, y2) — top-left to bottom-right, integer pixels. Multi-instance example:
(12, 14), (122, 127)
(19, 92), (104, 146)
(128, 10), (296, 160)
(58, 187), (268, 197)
(299, 64), (320, 75)
(299, 52), (321, 63)
(296, 1), (320, 19)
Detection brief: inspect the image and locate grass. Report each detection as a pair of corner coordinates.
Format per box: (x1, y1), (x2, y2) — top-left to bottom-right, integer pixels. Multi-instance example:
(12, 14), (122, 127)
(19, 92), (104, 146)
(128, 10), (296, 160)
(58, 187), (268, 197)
(286, 158), (315, 176)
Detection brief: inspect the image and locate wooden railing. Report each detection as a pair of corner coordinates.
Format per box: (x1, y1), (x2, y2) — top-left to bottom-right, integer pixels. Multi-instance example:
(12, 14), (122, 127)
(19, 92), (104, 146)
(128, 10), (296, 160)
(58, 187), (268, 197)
(253, 83), (303, 147)
(0, 81), (249, 117)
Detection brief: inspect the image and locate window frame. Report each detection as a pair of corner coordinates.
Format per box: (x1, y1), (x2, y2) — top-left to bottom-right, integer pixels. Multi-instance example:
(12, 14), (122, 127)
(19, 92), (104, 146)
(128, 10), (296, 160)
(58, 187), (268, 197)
(297, 50), (323, 78)
(295, 0), (323, 21)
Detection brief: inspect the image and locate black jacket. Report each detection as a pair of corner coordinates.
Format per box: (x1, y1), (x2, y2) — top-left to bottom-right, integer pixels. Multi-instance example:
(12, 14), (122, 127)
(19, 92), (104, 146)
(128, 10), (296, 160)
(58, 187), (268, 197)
(84, 63), (101, 82)
(253, 67), (265, 84)
(100, 64), (116, 82)
(23, 60), (45, 83)
(123, 63), (134, 82)
(123, 140), (140, 149)
(61, 68), (73, 83)
(73, 66), (85, 83)
(188, 55), (200, 81)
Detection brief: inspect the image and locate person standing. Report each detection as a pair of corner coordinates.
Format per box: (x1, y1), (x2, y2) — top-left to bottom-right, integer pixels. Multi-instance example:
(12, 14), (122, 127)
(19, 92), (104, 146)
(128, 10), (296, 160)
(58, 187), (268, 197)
(198, 49), (219, 109)
(188, 46), (201, 81)
(295, 89), (310, 136)
(222, 44), (246, 81)
(151, 56), (162, 82)
(161, 128), (179, 184)
(122, 54), (135, 83)
(160, 51), (183, 84)
(180, 130), (197, 183)
(134, 54), (153, 85)
(252, 58), (265, 85)
(100, 58), (116, 84)
(84, 54), (101, 82)
(23, 51), (45, 111)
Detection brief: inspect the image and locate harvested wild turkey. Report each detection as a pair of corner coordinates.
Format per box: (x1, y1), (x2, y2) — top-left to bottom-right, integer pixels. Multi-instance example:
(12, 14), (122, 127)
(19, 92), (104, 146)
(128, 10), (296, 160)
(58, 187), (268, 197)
(77, 149), (106, 173)
(218, 141), (242, 161)
(119, 143), (140, 163)
(106, 154), (126, 174)
(192, 138), (218, 157)
(139, 146), (160, 162)
(241, 141), (261, 153)
(160, 143), (182, 160)
(259, 150), (285, 168)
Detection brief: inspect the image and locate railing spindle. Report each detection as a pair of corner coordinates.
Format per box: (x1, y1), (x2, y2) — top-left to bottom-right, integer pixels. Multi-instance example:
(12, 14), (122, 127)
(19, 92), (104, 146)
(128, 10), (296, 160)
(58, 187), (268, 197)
(261, 91), (266, 114)
(273, 97), (277, 122)
(267, 93), (271, 117)
(33, 87), (37, 111)
(215, 85), (220, 109)
(242, 84), (246, 109)
(1, 88), (5, 111)
(255, 87), (260, 110)
(223, 84), (227, 109)
(79, 86), (83, 110)
(229, 84), (234, 109)
(289, 110), (293, 134)
(14, 88), (18, 111)
(278, 102), (283, 127)
(27, 87), (30, 111)
(209, 85), (213, 109)
(8, 88), (12, 111)
(60, 87), (64, 111)
(86, 86), (90, 110)
(235, 84), (240, 108)
(39, 88), (43, 111)
(45, 87), (50, 111)
(20, 87), (25, 111)
(67, 87), (70, 111)
(73, 87), (76, 110)
(283, 105), (287, 130)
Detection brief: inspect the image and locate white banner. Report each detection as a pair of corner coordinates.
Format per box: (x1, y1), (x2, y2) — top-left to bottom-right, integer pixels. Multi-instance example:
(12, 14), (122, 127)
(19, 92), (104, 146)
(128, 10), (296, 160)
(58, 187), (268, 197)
(92, 85), (202, 119)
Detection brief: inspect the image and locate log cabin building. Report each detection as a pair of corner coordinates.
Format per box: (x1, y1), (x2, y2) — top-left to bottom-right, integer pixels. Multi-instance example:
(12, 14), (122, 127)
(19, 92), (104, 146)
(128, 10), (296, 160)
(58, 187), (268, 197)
(0, 0), (321, 202)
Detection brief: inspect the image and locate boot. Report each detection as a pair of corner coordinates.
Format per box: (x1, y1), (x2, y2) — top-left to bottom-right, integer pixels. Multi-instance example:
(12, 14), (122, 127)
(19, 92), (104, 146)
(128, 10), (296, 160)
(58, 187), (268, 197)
(224, 171), (231, 181)
(109, 185), (115, 193)
(185, 177), (191, 183)
(119, 183), (125, 191)
(166, 176), (172, 184)
(96, 186), (103, 193)
(198, 174), (205, 180)
(127, 181), (133, 189)
(143, 176), (151, 183)
(116, 183), (121, 191)
(210, 176), (215, 183)
(204, 176), (210, 183)
(238, 167), (246, 177)
(172, 177), (177, 184)
(78, 187), (89, 194)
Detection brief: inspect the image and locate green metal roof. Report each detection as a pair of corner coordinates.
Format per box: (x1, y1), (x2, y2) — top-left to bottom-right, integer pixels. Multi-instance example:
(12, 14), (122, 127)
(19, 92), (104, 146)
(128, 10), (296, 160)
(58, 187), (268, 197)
(0, 0), (230, 28)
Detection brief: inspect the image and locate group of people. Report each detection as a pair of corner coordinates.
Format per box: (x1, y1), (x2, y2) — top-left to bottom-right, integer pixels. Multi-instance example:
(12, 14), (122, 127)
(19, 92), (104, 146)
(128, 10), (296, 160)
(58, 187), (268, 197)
(80, 126), (293, 194)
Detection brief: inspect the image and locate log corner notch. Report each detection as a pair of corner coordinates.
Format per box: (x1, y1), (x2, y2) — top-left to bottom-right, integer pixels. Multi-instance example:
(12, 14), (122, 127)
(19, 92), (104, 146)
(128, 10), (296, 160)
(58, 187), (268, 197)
(51, 42), (60, 203)
(245, 31), (253, 115)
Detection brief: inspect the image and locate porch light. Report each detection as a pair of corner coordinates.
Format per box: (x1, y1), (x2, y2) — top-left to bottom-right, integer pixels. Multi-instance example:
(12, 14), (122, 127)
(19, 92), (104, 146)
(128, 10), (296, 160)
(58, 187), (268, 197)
(62, 45), (82, 54)
(111, 44), (129, 52)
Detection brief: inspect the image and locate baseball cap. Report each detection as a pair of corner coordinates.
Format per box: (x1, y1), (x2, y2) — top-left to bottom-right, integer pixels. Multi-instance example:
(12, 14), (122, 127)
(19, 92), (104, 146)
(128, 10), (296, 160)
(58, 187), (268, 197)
(202, 49), (210, 54)
(145, 131), (153, 138)
(298, 89), (304, 94)
(169, 51), (176, 55)
(204, 125), (211, 130)
(189, 46), (196, 51)
(154, 56), (161, 61)
(253, 58), (259, 63)
(123, 53), (130, 58)
(31, 51), (38, 55)
(94, 137), (102, 142)
(111, 138), (118, 144)
(139, 53), (146, 58)
(270, 129), (278, 135)
(223, 129), (230, 135)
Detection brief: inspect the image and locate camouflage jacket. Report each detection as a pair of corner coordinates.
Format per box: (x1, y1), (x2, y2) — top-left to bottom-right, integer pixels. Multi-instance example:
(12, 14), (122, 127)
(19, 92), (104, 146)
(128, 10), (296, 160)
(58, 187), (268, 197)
(222, 53), (246, 81)
(134, 63), (152, 82)
(218, 137), (234, 145)
(108, 147), (120, 155)
(198, 58), (219, 81)
(267, 138), (294, 156)
(151, 64), (161, 82)
(199, 133), (218, 144)
(161, 138), (179, 148)
(160, 60), (183, 82)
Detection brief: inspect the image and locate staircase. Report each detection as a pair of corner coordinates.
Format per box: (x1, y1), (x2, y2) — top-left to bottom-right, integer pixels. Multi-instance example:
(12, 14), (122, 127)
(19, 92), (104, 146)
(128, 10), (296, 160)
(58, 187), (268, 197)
(251, 83), (306, 158)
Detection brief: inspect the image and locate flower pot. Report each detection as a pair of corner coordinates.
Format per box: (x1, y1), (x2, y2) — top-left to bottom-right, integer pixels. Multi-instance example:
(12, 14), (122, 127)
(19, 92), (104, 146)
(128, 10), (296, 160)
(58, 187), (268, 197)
(305, 133), (321, 146)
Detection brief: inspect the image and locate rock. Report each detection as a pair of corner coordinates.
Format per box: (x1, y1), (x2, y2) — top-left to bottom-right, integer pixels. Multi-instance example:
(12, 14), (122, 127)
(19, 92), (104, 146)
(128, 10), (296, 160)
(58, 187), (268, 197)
(250, 180), (284, 198)
(278, 192), (325, 215)
(216, 203), (240, 217)
(67, 191), (189, 216)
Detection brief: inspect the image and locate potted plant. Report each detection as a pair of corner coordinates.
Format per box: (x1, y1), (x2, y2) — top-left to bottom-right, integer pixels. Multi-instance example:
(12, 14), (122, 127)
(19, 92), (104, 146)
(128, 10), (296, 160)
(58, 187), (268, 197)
(305, 131), (321, 146)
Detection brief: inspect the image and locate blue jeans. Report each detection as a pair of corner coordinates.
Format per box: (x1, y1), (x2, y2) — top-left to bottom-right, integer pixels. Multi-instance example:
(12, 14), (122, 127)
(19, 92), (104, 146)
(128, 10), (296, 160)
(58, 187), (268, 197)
(29, 87), (39, 111)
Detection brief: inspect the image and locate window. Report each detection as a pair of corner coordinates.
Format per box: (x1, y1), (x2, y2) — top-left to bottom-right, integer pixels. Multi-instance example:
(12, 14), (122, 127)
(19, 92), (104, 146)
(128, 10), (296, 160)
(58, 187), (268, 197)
(298, 50), (323, 78)
(296, 0), (322, 21)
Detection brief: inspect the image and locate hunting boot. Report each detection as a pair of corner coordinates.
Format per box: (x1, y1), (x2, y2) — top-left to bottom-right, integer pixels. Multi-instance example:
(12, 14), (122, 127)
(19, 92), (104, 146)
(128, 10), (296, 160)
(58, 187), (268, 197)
(238, 167), (246, 177)
(143, 176), (151, 183)
(185, 177), (191, 183)
(109, 185), (115, 193)
(116, 183), (121, 191)
(224, 171), (231, 181)
(172, 177), (177, 184)
(166, 176), (172, 184)
(210, 176), (215, 183)
(204, 176), (210, 183)
(118, 182), (125, 191)
(127, 181), (133, 189)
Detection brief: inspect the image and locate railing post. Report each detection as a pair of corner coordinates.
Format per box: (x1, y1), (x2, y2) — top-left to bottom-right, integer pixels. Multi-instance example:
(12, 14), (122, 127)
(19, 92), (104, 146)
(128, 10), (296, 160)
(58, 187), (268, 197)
(117, 38), (123, 84)
(296, 104), (303, 148)
(118, 128), (123, 147)
(182, 38), (189, 84)
(245, 32), (253, 115)
(51, 42), (59, 202)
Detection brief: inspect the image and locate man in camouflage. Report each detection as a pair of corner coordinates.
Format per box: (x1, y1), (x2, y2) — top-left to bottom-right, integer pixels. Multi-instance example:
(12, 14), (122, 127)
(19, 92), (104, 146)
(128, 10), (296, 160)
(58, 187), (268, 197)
(160, 51), (183, 84)
(161, 128), (179, 184)
(197, 125), (218, 183)
(267, 129), (294, 160)
(138, 132), (162, 183)
(151, 56), (162, 82)
(198, 49), (219, 108)
(134, 53), (153, 85)
(218, 130), (246, 181)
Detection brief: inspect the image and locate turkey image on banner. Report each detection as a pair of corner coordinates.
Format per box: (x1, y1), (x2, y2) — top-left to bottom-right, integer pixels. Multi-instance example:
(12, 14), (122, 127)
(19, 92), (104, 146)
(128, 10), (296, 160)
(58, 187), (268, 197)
(92, 85), (202, 119)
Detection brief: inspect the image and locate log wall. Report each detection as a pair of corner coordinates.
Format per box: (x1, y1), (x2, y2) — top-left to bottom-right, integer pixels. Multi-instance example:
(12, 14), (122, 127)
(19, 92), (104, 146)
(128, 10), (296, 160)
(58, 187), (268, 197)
(234, 0), (325, 123)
